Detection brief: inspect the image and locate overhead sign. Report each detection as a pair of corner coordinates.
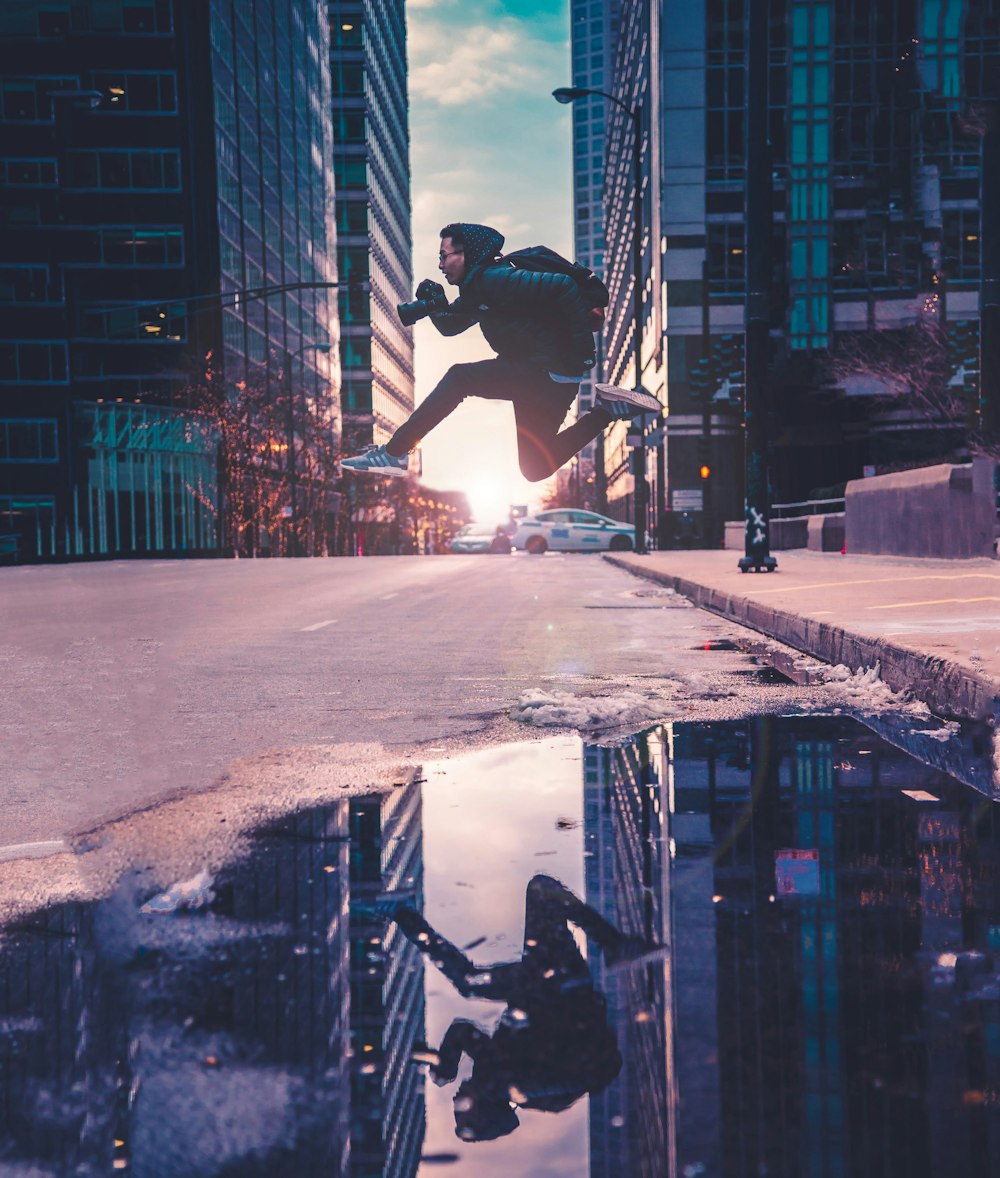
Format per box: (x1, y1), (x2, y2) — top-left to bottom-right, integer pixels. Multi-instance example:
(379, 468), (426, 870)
(671, 489), (704, 511)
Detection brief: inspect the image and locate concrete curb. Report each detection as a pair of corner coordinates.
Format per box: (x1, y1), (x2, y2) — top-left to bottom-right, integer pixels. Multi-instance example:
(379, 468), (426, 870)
(604, 554), (1000, 723)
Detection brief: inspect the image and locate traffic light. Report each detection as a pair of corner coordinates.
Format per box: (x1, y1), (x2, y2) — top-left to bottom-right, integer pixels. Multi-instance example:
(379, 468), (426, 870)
(696, 435), (711, 480)
(690, 354), (714, 398)
(713, 334), (744, 401)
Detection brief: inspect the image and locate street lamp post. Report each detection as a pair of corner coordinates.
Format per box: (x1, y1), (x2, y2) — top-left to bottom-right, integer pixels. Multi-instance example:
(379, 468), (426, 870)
(554, 85), (649, 554)
(284, 341), (332, 556)
(737, 0), (777, 573)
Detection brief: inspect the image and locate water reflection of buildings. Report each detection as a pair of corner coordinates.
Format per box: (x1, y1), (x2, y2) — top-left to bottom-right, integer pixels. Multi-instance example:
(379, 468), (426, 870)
(585, 739), (671, 1178)
(0, 782), (427, 1176)
(349, 786), (426, 1178)
(587, 717), (1000, 1177)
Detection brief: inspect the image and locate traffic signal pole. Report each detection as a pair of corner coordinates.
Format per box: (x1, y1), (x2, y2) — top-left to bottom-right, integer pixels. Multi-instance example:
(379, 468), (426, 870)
(739, 0), (777, 573)
(701, 260), (714, 545)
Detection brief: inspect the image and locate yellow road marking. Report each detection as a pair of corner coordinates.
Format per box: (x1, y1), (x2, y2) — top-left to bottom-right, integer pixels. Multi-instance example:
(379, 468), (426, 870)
(866, 596), (1000, 611)
(741, 573), (1000, 597)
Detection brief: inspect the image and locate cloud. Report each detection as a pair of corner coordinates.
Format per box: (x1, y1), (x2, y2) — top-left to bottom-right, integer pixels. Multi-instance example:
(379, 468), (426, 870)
(410, 20), (564, 107)
(406, 1), (574, 498)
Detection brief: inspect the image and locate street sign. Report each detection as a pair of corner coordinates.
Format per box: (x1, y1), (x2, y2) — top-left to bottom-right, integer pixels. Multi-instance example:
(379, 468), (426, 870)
(774, 848), (820, 897)
(671, 488), (704, 511)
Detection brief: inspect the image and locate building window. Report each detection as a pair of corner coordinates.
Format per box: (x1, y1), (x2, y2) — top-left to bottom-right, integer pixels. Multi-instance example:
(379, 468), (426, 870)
(337, 199), (369, 234)
(332, 62), (364, 95)
(0, 418), (58, 462)
(942, 210), (980, 280)
(334, 157), (368, 187)
(0, 265), (54, 303)
(334, 109), (366, 144)
(65, 149), (181, 191)
(118, 1), (173, 35)
(99, 226), (184, 266)
(1, 75), (77, 122)
(332, 19), (363, 48)
(339, 247), (370, 281)
(91, 71), (177, 114)
(343, 338), (372, 369)
(0, 157), (57, 186)
(707, 222), (745, 290)
(0, 342), (68, 383)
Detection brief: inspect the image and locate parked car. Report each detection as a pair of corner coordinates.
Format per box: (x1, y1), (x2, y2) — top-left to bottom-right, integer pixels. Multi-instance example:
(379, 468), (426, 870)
(448, 523), (511, 554)
(510, 509), (635, 554)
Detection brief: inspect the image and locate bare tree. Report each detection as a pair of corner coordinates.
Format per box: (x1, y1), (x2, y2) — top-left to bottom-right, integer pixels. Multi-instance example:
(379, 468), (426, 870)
(826, 303), (997, 459)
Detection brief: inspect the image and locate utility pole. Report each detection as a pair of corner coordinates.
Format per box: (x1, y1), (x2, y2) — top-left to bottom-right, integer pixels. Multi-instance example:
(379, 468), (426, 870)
(701, 260), (715, 547)
(553, 86), (650, 552)
(739, 0), (777, 573)
(630, 103), (649, 554)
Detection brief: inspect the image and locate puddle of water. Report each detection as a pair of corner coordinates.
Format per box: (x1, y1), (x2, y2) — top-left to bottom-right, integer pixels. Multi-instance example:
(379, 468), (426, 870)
(2, 717), (1000, 1175)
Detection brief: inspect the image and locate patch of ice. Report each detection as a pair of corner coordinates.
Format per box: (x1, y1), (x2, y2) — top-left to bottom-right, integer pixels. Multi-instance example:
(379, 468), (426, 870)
(140, 869), (215, 914)
(512, 688), (665, 733)
(816, 662), (931, 719)
(910, 721), (961, 743)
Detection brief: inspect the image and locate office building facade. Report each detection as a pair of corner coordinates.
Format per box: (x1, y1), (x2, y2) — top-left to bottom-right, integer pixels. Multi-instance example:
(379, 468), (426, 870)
(593, 0), (999, 546)
(567, 0), (622, 508)
(328, 0), (414, 454)
(0, 0), (339, 561)
(601, 0), (665, 531)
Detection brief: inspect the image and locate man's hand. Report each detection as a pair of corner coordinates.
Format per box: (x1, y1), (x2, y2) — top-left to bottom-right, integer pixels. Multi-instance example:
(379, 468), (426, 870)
(415, 278), (446, 304)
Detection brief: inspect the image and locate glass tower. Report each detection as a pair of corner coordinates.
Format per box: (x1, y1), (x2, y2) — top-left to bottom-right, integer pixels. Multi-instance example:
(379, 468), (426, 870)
(0, 0), (340, 561)
(568, 0), (622, 508)
(602, 0), (1000, 542)
(328, 0), (414, 452)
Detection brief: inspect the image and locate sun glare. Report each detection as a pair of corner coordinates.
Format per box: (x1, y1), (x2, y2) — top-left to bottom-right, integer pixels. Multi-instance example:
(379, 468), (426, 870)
(466, 474), (546, 524)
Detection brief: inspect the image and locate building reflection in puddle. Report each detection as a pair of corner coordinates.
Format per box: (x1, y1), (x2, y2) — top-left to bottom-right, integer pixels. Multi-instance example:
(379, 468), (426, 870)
(1, 716), (999, 1176)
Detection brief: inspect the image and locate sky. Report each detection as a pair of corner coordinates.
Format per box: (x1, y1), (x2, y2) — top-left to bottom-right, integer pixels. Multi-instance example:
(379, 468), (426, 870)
(405, 0), (574, 521)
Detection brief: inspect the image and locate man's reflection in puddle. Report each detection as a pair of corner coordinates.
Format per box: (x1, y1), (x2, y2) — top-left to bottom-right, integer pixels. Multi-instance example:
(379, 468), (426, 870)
(385, 873), (654, 1142)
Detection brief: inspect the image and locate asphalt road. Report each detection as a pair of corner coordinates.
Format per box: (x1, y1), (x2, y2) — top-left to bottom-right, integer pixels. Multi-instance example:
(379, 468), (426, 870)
(0, 553), (799, 849)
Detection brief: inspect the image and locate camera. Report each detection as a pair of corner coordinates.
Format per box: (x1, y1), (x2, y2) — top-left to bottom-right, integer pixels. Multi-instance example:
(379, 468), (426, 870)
(398, 280), (448, 327)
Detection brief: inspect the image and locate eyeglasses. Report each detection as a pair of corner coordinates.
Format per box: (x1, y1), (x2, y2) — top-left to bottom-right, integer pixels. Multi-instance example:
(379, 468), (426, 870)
(438, 249), (464, 262)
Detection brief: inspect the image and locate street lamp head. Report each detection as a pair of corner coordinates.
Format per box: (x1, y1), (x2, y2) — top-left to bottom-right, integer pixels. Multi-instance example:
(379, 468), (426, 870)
(552, 87), (592, 105)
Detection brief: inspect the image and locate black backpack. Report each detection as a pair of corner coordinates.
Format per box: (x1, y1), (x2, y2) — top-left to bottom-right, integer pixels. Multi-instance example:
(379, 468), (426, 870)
(502, 246), (609, 328)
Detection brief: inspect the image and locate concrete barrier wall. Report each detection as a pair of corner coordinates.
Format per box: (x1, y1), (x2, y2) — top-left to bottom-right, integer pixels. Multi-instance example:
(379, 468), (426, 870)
(807, 514), (845, 552)
(845, 459), (997, 559)
(724, 515), (843, 551)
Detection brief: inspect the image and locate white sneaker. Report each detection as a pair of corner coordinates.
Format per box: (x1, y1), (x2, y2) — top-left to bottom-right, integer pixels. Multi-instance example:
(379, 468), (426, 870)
(594, 383), (661, 420)
(340, 444), (409, 477)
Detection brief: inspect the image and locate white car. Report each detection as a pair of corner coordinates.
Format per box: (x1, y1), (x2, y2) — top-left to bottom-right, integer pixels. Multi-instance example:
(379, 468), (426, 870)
(448, 523), (510, 553)
(510, 509), (635, 554)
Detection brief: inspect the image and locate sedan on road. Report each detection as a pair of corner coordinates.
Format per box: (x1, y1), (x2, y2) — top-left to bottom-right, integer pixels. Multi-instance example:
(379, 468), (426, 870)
(448, 523), (511, 553)
(510, 509), (635, 554)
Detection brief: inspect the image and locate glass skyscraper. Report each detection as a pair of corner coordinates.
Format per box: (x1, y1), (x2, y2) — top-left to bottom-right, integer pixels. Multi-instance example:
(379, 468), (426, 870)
(0, 0), (339, 561)
(594, 0), (1000, 545)
(568, 0), (622, 509)
(329, 0), (414, 454)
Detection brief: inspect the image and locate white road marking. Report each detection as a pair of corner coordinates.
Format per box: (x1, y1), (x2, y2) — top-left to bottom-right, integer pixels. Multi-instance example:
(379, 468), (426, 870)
(0, 840), (69, 863)
(301, 619), (338, 631)
(380, 592), (399, 600)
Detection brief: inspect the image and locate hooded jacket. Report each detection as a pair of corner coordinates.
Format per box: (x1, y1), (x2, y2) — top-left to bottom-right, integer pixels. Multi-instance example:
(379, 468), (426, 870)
(430, 222), (597, 375)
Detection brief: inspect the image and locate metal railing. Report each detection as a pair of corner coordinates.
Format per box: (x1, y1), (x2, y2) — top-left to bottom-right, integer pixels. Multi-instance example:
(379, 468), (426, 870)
(770, 497), (845, 519)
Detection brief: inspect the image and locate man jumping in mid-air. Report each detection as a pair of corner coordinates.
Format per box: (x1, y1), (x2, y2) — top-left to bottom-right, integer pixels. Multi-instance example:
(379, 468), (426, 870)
(340, 222), (660, 479)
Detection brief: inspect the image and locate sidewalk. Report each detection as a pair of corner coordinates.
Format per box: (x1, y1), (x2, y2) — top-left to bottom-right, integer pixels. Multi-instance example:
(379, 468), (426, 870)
(604, 548), (1000, 723)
